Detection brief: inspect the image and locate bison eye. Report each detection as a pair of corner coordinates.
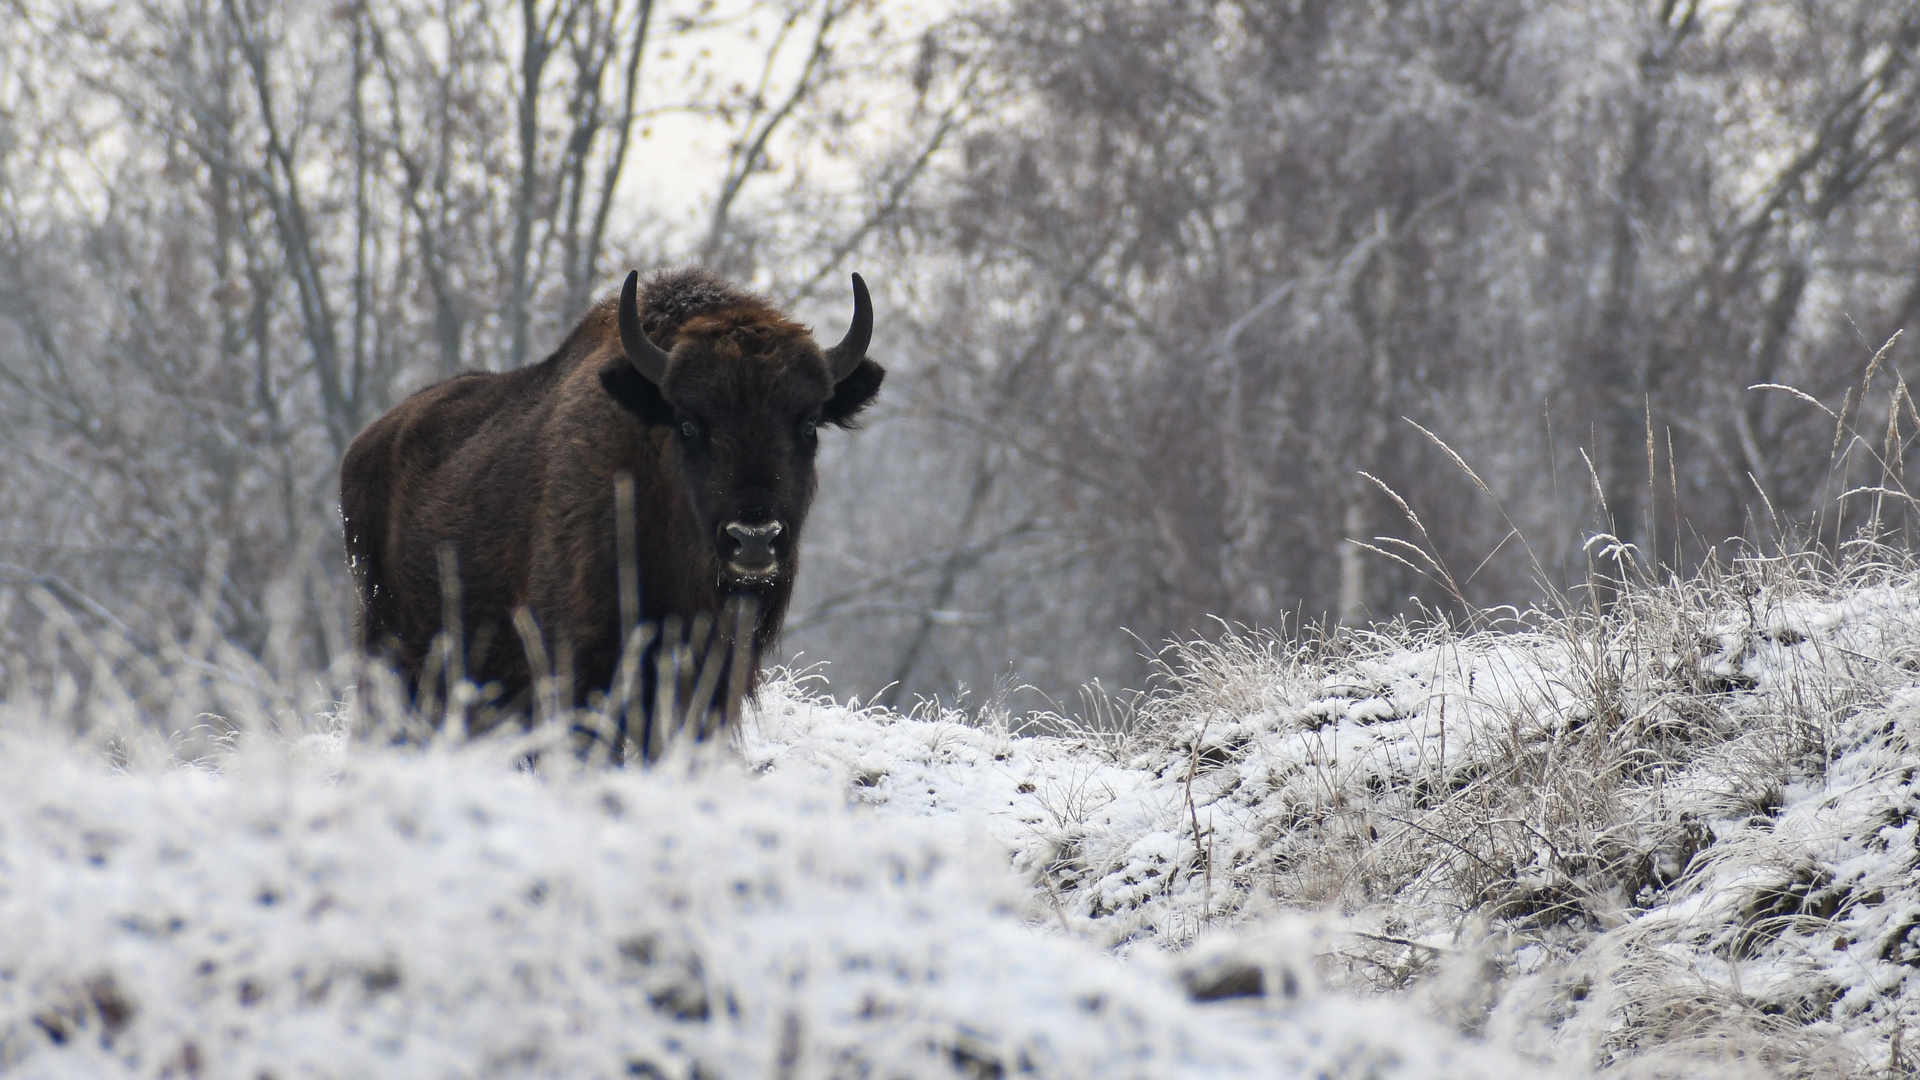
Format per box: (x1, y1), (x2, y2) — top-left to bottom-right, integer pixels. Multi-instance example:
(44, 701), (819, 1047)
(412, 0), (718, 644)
(678, 419), (700, 441)
(800, 418), (819, 440)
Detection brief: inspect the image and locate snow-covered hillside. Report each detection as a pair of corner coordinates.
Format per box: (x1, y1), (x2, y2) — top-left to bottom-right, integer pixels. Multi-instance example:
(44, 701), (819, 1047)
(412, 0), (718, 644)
(7, 554), (1920, 1077)
(748, 555), (1920, 1078)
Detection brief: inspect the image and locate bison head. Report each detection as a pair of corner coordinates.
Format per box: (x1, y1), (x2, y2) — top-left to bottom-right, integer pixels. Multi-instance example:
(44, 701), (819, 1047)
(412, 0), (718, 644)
(608, 271), (884, 591)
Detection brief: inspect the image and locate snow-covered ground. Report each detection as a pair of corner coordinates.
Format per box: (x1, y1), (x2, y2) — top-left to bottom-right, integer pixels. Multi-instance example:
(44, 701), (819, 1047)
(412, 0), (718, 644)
(0, 707), (1524, 1078)
(746, 558), (1920, 1078)
(7, 555), (1920, 1077)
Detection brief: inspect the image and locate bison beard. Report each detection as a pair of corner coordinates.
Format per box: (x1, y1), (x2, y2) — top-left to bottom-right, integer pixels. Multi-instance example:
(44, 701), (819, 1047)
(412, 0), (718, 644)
(340, 268), (884, 759)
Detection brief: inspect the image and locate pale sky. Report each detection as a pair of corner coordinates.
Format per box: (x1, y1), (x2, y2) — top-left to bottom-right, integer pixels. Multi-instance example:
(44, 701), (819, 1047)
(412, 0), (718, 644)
(615, 0), (958, 252)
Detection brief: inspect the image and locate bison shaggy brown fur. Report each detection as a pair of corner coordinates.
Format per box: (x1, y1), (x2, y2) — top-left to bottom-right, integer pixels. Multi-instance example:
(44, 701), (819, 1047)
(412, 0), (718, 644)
(341, 268), (883, 754)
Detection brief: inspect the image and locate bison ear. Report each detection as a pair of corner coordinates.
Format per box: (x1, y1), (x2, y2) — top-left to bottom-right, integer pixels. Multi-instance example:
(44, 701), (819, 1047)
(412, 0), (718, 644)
(821, 357), (884, 428)
(600, 358), (675, 425)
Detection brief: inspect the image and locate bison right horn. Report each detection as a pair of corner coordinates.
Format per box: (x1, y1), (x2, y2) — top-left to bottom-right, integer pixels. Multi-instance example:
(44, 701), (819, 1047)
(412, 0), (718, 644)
(618, 270), (672, 386)
(823, 273), (872, 384)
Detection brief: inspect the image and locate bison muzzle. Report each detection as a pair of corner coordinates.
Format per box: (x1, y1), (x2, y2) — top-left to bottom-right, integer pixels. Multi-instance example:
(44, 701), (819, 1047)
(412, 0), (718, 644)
(340, 268), (884, 758)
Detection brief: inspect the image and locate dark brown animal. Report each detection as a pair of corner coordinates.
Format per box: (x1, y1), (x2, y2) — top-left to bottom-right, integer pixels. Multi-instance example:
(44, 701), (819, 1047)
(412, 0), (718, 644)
(340, 268), (883, 753)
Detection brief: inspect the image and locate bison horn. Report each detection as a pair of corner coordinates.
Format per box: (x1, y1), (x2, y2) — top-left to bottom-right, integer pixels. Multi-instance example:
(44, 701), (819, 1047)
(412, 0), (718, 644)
(823, 273), (872, 384)
(618, 270), (672, 386)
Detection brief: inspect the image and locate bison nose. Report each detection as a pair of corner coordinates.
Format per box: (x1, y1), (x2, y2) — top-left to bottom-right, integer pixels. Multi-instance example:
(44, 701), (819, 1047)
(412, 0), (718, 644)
(724, 520), (783, 569)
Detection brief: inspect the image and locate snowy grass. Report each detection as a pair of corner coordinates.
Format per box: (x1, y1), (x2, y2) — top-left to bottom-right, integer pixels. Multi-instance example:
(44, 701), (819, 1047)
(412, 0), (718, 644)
(0, 599), (1521, 1078)
(749, 549), (1920, 1079)
(8, 548), (1920, 1077)
(10, 726), (1492, 1079)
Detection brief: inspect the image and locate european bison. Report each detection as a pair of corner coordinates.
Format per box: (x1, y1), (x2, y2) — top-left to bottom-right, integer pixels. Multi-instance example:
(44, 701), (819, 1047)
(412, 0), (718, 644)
(341, 268), (883, 755)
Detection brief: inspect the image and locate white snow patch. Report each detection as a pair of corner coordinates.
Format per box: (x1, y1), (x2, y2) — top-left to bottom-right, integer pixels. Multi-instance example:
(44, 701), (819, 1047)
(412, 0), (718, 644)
(0, 722), (1523, 1078)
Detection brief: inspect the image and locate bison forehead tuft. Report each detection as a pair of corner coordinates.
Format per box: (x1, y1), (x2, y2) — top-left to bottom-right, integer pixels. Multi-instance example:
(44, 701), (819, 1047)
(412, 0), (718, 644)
(662, 311), (831, 407)
(637, 267), (741, 317)
(680, 310), (816, 359)
(637, 266), (747, 326)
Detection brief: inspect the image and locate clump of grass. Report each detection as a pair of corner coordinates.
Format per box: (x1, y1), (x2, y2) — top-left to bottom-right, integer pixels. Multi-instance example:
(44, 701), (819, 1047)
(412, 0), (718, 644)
(1096, 546), (1920, 1077)
(1077, 338), (1920, 1076)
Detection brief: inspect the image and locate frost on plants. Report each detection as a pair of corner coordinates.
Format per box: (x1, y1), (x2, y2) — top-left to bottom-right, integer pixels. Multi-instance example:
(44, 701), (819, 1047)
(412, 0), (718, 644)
(753, 553), (1920, 1077)
(0, 687), (1516, 1079)
(13, 553), (1920, 1076)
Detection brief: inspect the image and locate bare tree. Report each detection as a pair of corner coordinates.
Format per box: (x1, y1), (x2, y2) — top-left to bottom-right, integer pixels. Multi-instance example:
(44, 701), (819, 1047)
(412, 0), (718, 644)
(787, 0), (1920, 707)
(0, 0), (924, 672)
(9, 0), (1920, 714)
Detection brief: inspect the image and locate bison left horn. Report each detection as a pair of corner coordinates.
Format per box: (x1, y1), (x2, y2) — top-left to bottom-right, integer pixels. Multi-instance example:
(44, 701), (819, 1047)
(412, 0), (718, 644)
(823, 273), (872, 384)
(618, 270), (672, 386)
